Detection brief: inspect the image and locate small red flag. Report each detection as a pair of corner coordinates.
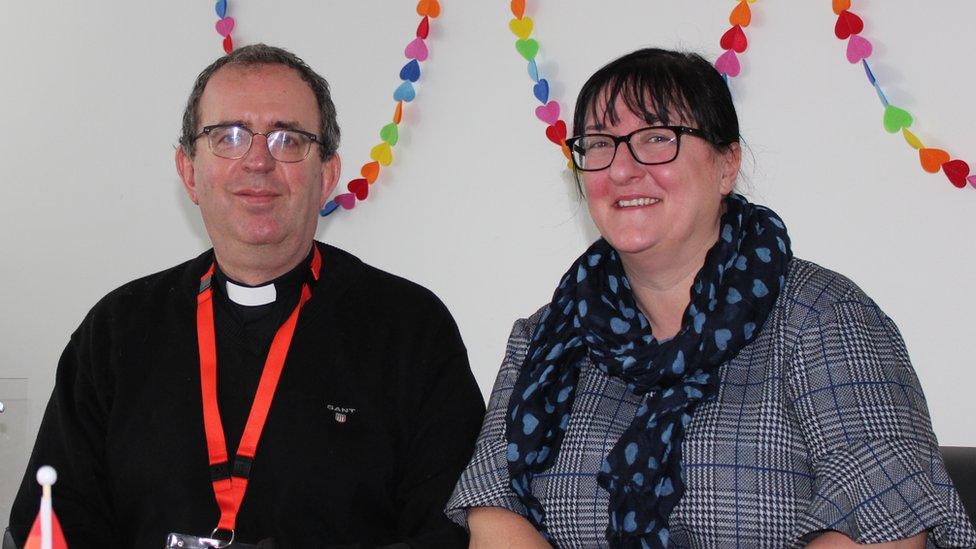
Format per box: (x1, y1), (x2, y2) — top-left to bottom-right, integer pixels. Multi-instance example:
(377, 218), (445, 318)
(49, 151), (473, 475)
(23, 510), (68, 549)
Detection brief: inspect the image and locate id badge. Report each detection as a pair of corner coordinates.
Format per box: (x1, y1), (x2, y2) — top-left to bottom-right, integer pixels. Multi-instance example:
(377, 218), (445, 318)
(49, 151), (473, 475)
(164, 532), (259, 549)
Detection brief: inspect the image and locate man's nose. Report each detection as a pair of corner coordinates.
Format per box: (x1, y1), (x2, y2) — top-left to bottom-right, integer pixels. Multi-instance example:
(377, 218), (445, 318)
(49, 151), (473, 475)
(242, 134), (276, 171)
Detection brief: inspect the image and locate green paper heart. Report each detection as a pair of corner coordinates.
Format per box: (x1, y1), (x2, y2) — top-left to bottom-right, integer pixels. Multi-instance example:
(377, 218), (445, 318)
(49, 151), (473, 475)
(515, 38), (539, 61)
(883, 105), (913, 134)
(380, 123), (399, 146)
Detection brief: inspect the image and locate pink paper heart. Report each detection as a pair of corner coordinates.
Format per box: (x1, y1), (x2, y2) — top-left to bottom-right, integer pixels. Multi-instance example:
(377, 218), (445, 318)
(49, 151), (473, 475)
(846, 35), (872, 63)
(215, 17), (235, 37)
(968, 174), (976, 188)
(334, 193), (357, 210)
(535, 101), (560, 125)
(715, 50), (740, 77)
(404, 38), (428, 61)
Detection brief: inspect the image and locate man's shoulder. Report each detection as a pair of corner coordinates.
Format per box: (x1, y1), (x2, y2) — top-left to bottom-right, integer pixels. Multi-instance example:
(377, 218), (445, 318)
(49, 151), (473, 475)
(316, 242), (449, 313)
(89, 249), (212, 316)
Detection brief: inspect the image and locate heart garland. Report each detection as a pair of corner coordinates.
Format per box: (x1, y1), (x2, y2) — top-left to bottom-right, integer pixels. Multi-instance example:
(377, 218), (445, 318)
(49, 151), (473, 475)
(214, 0), (234, 53)
(830, 1), (974, 189)
(508, 0), (572, 165)
(322, 0), (441, 215)
(715, 0), (758, 79)
(207, 1), (443, 216)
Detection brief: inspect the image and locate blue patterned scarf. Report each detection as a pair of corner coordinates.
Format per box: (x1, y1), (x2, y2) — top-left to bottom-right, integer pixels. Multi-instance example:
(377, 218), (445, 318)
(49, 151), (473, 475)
(505, 194), (792, 547)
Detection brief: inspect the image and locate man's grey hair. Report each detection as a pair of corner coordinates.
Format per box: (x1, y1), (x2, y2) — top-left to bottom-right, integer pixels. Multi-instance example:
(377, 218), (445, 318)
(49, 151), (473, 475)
(178, 43), (340, 160)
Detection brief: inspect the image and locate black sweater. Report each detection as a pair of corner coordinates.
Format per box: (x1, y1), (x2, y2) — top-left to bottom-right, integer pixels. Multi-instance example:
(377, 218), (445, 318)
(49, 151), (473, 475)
(9, 242), (486, 548)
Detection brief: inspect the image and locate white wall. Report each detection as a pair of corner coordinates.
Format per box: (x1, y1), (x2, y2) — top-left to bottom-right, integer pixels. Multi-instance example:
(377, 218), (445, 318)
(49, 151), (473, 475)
(2, 0), (974, 517)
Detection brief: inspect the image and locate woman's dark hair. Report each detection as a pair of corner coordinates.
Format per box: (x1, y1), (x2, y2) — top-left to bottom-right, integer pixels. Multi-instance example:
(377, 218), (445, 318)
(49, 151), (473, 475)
(572, 48), (740, 154)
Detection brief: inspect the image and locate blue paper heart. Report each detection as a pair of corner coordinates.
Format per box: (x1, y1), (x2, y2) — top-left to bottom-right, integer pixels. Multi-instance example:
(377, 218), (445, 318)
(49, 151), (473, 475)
(319, 200), (339, 217)
(533, 79), (549, 104)
(215, 0), (227, 18)
(393, 81), (416, 102)
(527, 59), (539, 82)
(399, 59), (421, 83)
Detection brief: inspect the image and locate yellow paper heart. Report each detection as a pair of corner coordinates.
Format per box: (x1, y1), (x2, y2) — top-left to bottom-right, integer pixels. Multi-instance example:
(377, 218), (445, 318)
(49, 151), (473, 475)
(509, 17), (533, 40)
(902, 128), (924, 150)
(370, 142), (393, 166)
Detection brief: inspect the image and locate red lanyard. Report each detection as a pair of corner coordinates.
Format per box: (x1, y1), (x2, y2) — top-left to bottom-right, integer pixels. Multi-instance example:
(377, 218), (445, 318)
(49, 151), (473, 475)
(195, 247), (322, 537)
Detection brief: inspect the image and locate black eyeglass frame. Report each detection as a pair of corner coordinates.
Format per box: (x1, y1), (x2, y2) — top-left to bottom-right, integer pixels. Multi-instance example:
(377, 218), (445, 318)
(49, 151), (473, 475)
(565, 125), (711, 172)
(193, 124), (324, 162)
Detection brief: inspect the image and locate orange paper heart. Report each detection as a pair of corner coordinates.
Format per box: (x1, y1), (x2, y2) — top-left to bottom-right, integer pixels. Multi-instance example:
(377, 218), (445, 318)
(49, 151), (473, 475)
(729, 1), (751, 27)
(393, 102), (403, 124)
(416, 0), (440, 18)
(511, 0), (525, 19)
(832, 0), (851, 15)
(361, 161), (380, 184)
(919, 148), (950, 173)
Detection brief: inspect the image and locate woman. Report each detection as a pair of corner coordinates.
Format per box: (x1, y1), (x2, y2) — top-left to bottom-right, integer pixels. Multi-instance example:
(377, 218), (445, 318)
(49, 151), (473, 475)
(446, 49), (975, 548)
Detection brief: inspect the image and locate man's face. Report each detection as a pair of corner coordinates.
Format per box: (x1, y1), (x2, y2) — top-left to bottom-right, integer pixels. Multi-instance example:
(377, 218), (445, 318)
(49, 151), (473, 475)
(176, 64), (339, 255)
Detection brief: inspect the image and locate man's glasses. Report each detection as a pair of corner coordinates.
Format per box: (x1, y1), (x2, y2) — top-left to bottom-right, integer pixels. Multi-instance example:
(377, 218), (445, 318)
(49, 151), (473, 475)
(566, 125), (708, 172)
(194, 124), (323, 163)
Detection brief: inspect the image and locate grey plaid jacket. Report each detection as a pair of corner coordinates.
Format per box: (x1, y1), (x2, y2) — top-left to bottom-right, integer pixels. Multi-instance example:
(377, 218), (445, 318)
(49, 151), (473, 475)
(447, 259), (976, 547)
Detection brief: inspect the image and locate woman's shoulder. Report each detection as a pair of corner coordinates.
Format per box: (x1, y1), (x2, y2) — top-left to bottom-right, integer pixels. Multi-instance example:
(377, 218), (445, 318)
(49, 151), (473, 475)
(779, 257), (884, 326)
(508, 305), (550, 343)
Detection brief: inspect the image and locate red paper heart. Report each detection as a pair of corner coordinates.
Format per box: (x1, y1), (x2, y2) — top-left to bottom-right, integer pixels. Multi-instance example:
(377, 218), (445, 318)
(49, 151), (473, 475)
(834, 10), (863, 40)
(546, 120), (567, 146)
(720, 25), (748, 53)
(416, 16), (430, 39)
(222, 35), (233, 54)
(919, 148), (950, 173)
(347, 178), (369, 200)
(942, 159), (970, 188)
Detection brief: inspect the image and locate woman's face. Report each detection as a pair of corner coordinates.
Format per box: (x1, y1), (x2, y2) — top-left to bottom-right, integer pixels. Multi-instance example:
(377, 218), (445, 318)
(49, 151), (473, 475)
(582, 95), (740, 264)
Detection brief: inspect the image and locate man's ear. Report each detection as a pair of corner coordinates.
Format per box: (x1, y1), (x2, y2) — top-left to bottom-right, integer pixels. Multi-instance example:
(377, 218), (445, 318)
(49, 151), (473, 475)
(319, 153), (342, 209)
(176, 146), (199, 205)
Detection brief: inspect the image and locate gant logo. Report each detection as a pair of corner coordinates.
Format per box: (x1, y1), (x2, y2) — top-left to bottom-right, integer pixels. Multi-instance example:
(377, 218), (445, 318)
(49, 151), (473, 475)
(327, 403), (356, 424)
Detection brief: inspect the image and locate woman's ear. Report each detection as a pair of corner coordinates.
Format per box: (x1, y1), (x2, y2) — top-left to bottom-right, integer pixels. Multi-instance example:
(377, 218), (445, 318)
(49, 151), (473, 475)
(719, 142), (741, 194)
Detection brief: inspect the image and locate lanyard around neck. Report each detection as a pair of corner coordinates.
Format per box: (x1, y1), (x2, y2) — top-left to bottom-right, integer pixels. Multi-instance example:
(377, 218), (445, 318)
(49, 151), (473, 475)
(195, 246), (322, 540)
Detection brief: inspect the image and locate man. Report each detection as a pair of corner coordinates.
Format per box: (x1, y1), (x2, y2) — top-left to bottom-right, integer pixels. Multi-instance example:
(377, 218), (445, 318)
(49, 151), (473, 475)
(8, 44), (485, 548)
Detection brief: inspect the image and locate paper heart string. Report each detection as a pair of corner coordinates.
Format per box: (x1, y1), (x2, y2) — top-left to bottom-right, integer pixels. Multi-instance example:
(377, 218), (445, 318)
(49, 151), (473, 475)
(715, 1), (756, 80)
(508, 1), (572, 164)
(214, 1), (234, 54)
(205, 2), (443, 214)
(831, 2), (973, 189)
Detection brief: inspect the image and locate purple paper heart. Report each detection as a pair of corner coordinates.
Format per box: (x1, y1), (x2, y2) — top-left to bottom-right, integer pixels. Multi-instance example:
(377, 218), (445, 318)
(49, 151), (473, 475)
(404, 38), (428, 61)
(846, 35), (873, 64)
(215, 17), (235, 37)
(334, 193), (357, 210)
(715, 49), (740, 77)
(535, 101), (560, 125)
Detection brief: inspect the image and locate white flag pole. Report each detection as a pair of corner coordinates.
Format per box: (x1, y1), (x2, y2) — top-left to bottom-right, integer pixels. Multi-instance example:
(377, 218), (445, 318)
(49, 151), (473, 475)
(36, 466), (58, 549)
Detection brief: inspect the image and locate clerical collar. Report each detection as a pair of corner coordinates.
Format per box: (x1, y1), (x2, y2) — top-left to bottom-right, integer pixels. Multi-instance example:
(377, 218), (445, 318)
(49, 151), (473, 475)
(212, 248), (314, 308)
(225, 280), (276, 306)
